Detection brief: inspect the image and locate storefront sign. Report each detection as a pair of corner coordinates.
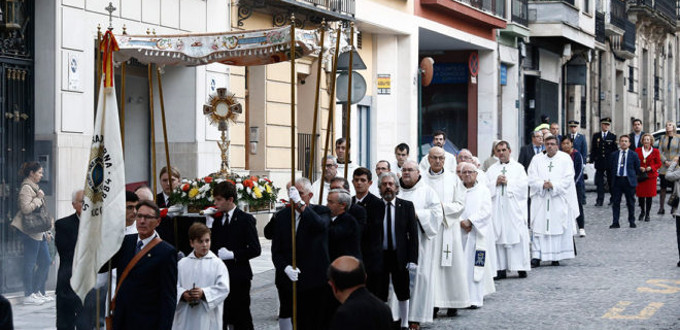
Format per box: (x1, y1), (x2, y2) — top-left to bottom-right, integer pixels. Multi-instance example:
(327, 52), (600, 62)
(377, 74), (391, 94)
(432, 63), (467, 84)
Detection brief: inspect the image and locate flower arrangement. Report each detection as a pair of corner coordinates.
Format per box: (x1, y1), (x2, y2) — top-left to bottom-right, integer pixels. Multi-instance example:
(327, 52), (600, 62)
(168, 174), (279, 213)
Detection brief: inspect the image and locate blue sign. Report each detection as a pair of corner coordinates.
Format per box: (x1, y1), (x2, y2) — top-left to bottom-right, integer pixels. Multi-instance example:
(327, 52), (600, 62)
(432, 63), (467, 84)
(500, 64), (507, 86)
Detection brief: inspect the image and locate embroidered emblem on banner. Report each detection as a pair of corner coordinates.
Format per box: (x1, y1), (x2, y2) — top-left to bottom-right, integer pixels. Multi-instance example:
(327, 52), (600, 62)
(84, 135), (114, 205)
(474, 250), (486, 267)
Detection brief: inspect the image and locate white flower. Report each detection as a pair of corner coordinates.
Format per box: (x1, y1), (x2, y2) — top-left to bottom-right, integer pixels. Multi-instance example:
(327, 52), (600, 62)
(247, 187), (252, 194)
(208, 196), (214, 202)
(236, 183), (244, 190)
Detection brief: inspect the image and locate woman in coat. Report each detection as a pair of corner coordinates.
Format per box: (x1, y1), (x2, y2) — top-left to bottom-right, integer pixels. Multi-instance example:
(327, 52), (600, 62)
(657, 122), (680, 214)
(10, 161), (53, 305)
(636, 134), (662, 222)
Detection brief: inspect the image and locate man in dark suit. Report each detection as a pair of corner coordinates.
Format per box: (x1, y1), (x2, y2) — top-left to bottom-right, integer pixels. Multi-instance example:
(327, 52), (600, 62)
(351, 167), (384, 296)
(373, 171), (418, 330)
(328, 256), (392, 330)
(550, 122), (563, 144)
(518, 130), (544, 171)
(327, 189), (361, 261)
(567, 120), (588, 159)
(629, 118), (645, 150)
(106, 200), (177, 330)
(264, 178), (332, 330)
(55, 189), (105, 330)
(0, 294), (12, 329)
(609, 135), (641, 229)
(591, 117), (618, 206)
(331, 177), (367, 237)
(210, 181), (261, 330)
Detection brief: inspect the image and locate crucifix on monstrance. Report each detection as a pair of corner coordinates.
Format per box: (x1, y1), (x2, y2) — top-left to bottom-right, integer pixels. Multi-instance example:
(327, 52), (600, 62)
(203, 88), (242, 176)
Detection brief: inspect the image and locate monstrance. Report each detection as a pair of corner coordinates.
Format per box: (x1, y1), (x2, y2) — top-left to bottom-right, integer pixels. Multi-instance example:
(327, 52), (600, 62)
(203, 87), (242, 176)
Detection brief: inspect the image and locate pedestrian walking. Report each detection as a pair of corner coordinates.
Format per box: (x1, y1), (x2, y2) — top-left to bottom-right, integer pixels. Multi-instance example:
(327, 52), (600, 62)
(561, 137), (587, 236)
(635, 133), (661, 222)
(657, 122), (680, 215)
(609, 136), (641, 229)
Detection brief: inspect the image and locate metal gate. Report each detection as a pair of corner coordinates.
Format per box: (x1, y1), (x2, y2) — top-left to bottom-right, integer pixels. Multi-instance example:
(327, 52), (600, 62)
(0, 0), (35, 294)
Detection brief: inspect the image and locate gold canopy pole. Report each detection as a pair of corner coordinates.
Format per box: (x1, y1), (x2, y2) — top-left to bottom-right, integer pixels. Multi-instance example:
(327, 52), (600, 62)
(156, 66), (178, 250)
(120, 62), (126, 151)
(307, 21), (326, 180)
(318, 26), (341, 205)
(289, 14), (298, 330)
(148, 64), (158, 201)
(343, 23), (354, 179)
(96, 25), (102, 103)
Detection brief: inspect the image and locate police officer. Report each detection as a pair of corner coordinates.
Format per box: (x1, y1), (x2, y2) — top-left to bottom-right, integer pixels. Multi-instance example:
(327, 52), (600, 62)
(590, 117), (618, 206)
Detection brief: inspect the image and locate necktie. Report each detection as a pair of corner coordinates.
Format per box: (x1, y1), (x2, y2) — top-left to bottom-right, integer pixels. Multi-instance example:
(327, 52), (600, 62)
(135, 240), (143, 254)
(618, 151), (626, 176)
(603, 132), (607, 139)
(572, 134), (576, 140)
(534, 146), (539, 155)
(386, 202), (394, 250)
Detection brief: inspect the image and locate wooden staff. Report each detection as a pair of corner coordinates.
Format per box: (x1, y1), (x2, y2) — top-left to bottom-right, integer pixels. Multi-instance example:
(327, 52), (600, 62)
(343, 23), (354, 179)
(156, 66), (177, 249)
(148, 64), (158, 201)
(120, 62), (126, 150)
(96, 25), (102, 102)
(289, 14), (298, 330)
(307, 21), (326, 180)
(318, 26), (341, 205)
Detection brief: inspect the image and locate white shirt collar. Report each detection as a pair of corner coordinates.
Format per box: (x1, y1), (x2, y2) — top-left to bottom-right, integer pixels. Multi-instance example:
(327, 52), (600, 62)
(223, 206), (236, 225)
(137, 231), (159, 248)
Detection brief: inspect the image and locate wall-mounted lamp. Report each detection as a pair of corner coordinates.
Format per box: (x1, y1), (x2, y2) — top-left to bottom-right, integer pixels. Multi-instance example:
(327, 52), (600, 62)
(249, 126), (259, 155)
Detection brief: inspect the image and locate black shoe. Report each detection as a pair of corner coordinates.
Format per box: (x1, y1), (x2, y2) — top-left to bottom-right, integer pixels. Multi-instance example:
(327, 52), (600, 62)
(677, 261), (680, 267)
(658, 209), (665, 215)
(595, 202), (603, 207)
(551, 261), (560, 266)
(644, 215), (650, 222)
(518, 271), (528, 278)
(433, 307), (439, 319)
(446, 308), (458, 317)
(531, 259), (540, 267)
(630, 223), (637, 228)
(467, 305), (479, 310)
(638, 213), (645, 221)
(609, 224), (620, 228)
(496, 270), (507, 279)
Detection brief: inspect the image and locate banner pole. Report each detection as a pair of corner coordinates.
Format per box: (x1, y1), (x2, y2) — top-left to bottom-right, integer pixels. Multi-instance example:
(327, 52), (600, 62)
(289, 14), (298, 330)
(148, 64), (158, 202)
(308, 21), (326, 180)
(318, 26), (341, 205)
(343, 23), (354, 179)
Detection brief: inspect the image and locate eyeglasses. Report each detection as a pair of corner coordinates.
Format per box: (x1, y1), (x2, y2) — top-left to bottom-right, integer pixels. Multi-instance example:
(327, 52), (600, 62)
(402, 168), (417, 173)
(135, 214), (158, 221)
(429, 156), (445, 161)
(461, 171), (476, 175)
(324, 164), (337, 168)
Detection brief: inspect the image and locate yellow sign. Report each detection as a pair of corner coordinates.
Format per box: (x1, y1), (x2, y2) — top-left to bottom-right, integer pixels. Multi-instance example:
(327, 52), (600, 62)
(377, 74), (390, 95)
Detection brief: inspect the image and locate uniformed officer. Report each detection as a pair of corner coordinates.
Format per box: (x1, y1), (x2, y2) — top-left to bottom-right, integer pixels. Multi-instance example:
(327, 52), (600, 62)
(590, 117), (618, 206)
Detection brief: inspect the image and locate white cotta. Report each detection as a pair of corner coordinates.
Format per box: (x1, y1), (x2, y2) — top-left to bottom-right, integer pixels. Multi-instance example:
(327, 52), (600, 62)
(460, 183), (496, 307)
(419, 151), (458, 174)
(423, 170), (471, 308)
(173, 251), (230, 330)
(389, 177), (442, 323)
(486, 160), (531, 271)
(310, 179), (330, 205)
(527, 151), (579, 261)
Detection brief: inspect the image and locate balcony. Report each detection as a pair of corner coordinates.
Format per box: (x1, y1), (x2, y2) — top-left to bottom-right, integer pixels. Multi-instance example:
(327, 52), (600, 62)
(612, 20), (637, 59)
(237, 0), (355, 27)
(528, 0), (595, 47)
(512, 0), (529, 26)
(596, 12), (606, 43)
(608, 0), (627, 30)
(421, 0), (507, 29)
(627, 0), (676, 30)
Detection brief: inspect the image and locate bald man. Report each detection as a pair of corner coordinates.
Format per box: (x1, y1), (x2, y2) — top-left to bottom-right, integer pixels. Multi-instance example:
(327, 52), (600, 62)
(328, 256), (392, 330)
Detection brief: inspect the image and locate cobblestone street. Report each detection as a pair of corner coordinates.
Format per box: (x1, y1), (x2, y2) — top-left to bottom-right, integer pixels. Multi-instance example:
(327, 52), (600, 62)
(10, 192), (680, 329)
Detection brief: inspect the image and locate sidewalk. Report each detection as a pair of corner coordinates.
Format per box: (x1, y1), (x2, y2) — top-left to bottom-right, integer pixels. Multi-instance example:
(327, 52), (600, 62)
(8, 238), (274, 330)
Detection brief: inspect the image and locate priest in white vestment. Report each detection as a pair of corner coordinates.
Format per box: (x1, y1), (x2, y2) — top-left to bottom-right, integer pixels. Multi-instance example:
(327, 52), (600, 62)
(423, 147), (470, 316)
(485, 141), (531, 279)
(457, 149), (488, 188)
(173, 223), (230, 330)
(459, 162), (496, 307)
(419, 131), (457, 174)
(527, 135), (579, 266)
(311, 155), (354, 204)
(391, 160), (442, 326)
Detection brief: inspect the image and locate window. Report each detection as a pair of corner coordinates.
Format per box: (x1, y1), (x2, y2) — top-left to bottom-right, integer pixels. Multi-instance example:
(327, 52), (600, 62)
(628, 66), (634, 92)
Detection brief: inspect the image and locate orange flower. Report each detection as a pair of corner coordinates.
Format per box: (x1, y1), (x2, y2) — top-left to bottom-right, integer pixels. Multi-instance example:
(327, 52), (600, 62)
(181, 183), (190, 192)
(243, 179), (254, 188)
(250, 175), (258, 182)
(204, 176), (213, 183)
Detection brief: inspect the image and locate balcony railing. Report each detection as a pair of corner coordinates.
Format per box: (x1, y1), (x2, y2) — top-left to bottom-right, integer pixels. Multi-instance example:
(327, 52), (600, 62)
(512, 0), (529, 26)
(596, 12), (606, 43)
(461, 0), (506, 19)
(532, 0), (576, 6)
(628, 0), (676, 22)
(623, 20), (636, 53)
(299, 0), (355, 16)
(609, 0), (627, 29)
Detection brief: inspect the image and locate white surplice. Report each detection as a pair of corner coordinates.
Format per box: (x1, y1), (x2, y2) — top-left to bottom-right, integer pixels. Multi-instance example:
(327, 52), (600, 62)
(527, 151), (579, 262)
(460, 183), (496, 307)
(486, 160), (531, 271)
(311, 177), (355, 205)
(419, 151), (458, 174)
(424, 170), (470, 308)
(173, 250), (230, 330)
(390, 177), (442, 323)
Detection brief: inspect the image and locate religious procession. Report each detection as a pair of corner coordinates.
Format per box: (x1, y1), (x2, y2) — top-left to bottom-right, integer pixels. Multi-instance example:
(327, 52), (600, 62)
(3, 1), (680, 330)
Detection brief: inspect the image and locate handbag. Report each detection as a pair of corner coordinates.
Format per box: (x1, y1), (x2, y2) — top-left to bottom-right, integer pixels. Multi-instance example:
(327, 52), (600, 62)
(636, 171), (649, 183)
(668, 193), (679, 208)
(106, 237), (162, 330)
(20, 184), (51, 234)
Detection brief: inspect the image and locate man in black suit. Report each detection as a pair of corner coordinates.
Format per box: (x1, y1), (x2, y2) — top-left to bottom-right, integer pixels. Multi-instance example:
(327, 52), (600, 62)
(550, 122), (563, 144)
(55, 189), (105, 330)
(327, 189), (361, 261)
(328, 256), (392, 330)
(518, 130), (544, 171)
(331, 177), (367, 235)
(106, 200), (177, 330)
(609, 135), (641, 229)
(351, 167), (384, 295)
(210, 181), (261, 330)
(264, 178), (332, 330)
(591, 117), (618, 206)
(629, 118), (645, 150)
(374, 171), (418, 330)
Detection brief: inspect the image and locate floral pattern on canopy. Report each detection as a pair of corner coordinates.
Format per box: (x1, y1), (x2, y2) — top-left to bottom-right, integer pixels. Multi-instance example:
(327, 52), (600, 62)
(114, 26), (320, 66)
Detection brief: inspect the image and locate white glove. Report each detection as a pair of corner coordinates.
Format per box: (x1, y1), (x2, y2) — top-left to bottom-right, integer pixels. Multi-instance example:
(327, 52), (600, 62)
(406, 262), (418, 271)
(218, 247), (234, 260)
(284, 265), (301, 282)
(288, 187), (302, 204)
(200, 207), (218, 216)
